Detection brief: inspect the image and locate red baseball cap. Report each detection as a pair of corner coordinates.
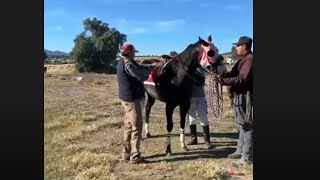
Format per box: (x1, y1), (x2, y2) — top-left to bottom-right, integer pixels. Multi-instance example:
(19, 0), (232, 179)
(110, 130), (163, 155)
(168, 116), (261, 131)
(121, 43), (139, 53)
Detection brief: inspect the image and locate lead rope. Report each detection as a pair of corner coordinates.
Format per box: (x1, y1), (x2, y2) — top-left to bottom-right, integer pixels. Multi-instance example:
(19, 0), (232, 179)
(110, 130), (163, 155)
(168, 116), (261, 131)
(208, 73), (223, 121)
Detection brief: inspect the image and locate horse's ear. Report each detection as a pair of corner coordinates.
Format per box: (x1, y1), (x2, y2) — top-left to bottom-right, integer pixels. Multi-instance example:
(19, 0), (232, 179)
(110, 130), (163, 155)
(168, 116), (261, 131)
(199, 36), (209, 46)
(208, 35), (212, 42)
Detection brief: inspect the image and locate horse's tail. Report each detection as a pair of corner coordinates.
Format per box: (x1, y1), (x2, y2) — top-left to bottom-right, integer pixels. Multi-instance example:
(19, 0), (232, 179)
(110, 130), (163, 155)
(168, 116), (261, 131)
(141, 94), (146, 115)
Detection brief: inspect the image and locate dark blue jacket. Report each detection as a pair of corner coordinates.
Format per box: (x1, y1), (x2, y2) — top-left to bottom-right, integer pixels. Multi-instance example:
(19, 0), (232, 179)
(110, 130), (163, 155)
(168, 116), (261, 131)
(117, 59), (145, 102)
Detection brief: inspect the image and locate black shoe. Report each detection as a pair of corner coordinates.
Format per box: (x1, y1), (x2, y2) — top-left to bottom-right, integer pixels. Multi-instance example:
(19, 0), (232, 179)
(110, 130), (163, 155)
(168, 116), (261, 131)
(187, 137), (198, 145)
(202, 126), (214, 149)
(129, 156), (148, 164)
(205, 141), (214, 149)
(232, 158), (252, 167)
(228, 152), (242, 159)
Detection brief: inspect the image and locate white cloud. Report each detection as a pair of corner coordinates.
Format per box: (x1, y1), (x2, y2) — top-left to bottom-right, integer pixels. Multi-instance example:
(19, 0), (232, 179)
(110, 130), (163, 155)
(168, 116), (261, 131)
(155, 20), (185, 27)
(44, 25), (64, 33)
(131, 27), (149, 34)
(118, 18), (128, 24)
(55, 26), (63, 31)
(45, 7), (97, 25)
(175, 0), (193, 2)
(113, 18), (186, 34)
(102, 0), (193, 3)
(154, 20), (185, 32)
(224, 5), (241, 11)
(45, 8), (66, 18)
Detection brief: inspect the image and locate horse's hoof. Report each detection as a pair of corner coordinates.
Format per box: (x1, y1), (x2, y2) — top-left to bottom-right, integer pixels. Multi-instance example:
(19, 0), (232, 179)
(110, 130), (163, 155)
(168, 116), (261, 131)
(181, 147), (188, 151)
(146, 133), (151, 138)
(166, 152), (171, 159)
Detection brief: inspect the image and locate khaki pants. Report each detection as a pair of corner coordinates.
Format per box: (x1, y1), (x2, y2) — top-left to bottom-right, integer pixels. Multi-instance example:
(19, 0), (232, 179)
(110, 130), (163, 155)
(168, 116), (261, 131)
(121, 99), (143, 160)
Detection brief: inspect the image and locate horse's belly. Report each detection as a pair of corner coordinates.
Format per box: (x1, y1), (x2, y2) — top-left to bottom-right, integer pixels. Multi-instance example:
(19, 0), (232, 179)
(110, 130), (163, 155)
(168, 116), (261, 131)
(144, 83), (166, 102)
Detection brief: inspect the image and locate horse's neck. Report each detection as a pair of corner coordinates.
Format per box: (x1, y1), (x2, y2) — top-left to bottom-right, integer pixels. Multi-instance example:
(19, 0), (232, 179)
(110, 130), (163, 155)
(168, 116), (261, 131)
(158, 55), (196, 80)
(168, 61), (196, 87)
(177, 58), (197, 75)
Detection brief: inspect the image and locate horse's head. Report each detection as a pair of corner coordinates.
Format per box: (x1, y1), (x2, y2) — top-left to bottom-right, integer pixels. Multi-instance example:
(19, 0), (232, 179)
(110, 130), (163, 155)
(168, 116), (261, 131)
(175, 35), (226, 77)
(196, 35), (221, 69)
(194, 36), (227, 76)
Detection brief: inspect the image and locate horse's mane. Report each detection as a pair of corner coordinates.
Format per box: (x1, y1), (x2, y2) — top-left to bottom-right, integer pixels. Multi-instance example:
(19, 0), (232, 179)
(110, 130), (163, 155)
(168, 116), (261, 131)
(176, 42), (200, 66)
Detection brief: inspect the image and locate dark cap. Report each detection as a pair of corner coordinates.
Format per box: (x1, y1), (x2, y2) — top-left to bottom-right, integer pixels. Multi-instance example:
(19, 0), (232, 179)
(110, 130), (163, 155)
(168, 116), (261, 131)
(169, 51), (178, 57)
(233, 36), (252, 46)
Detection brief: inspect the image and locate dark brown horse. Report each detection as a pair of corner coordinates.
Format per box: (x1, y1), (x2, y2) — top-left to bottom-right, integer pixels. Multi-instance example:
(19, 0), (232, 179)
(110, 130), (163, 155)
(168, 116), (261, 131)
(141, 36), (224, 157)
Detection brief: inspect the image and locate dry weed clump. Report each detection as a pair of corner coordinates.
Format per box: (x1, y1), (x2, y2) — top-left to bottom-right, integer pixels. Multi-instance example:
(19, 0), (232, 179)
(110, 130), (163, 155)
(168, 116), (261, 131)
(92, 79), (105, 85)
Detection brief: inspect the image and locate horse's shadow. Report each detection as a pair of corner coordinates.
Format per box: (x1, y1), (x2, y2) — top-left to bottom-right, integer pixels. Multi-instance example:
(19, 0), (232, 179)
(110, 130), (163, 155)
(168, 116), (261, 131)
(143, 133), (180, 139)
(143, 132), (239, 140)
(144, 147), (236, 164)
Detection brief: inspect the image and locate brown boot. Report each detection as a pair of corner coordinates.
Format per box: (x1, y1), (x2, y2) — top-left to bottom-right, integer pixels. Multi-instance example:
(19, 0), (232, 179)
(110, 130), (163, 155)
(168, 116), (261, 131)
(187, 125), (198, 145)
(203, 125), (214, 149)
(129, 156), (148, 164)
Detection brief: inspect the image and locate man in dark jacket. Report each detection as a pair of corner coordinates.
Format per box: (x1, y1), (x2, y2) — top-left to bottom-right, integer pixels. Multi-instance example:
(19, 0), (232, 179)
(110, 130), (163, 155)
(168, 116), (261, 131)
(213, 36), (253, 166)
(117, 43), (156, 164)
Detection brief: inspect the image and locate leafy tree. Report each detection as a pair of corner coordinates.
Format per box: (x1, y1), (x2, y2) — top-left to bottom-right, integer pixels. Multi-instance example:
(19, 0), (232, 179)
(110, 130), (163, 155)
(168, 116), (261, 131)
(70, 18), (127, 72)
(44, 51), (47, 60)
(231, 46), (238, 59)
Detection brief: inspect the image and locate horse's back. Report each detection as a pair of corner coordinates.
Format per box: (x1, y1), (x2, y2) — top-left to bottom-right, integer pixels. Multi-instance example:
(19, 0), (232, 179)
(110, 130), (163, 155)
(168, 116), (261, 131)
(141, 59), (161, 64)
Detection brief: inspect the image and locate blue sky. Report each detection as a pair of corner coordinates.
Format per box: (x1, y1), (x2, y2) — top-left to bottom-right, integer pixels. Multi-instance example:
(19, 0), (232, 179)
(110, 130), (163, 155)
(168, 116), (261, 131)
(44, 0), (253, 55)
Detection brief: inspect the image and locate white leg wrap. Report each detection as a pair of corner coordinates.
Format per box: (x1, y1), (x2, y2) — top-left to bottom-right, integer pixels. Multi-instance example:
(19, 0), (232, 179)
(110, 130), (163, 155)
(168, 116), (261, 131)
(180, 128), (185, 147)
(145, 123), (149, 134)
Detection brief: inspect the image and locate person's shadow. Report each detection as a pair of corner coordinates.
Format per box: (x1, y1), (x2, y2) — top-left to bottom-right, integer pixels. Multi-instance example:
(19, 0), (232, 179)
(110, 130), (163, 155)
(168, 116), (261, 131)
(210, 132), (239, 139)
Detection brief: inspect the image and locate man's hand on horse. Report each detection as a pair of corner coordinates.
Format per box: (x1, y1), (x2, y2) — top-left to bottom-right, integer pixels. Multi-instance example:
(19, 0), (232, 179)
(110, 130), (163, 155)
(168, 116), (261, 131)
(151, 62), (158, 66)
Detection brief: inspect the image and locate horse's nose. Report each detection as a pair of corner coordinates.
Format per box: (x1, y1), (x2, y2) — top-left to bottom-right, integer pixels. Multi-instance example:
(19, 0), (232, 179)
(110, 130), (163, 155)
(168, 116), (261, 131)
(206, 65), (211, 69)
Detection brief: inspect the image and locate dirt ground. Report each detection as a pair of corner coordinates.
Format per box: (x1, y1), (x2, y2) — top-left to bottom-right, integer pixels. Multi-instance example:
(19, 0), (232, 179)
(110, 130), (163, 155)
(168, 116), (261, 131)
(44, 72), (253, 180)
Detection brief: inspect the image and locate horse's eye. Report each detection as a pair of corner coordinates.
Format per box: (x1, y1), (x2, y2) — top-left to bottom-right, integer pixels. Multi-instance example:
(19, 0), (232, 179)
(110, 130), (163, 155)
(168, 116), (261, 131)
(207, 50), (215, 57)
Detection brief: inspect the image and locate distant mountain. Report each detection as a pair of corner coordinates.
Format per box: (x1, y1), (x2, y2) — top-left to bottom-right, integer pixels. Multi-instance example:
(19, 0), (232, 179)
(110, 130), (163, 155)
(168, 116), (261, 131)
(45, 49), (70, 56)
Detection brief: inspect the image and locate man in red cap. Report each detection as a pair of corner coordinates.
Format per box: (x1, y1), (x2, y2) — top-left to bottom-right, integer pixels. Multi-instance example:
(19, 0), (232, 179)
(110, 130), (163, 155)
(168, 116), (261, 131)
(212, 36), (253, 167)
(117, 43), (157, 164)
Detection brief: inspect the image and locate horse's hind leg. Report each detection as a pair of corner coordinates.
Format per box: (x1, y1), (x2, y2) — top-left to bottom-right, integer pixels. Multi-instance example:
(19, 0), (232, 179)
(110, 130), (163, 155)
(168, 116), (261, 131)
(179, 102), (189, 151)
(145, 94), (155, 138)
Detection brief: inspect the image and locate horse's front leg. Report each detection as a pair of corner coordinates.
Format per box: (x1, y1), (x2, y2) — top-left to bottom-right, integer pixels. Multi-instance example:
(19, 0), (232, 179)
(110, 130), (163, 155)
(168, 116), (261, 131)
(165, 103), (175, 158)
(145, 94), (155, 138)
(179, 102), (190, 151)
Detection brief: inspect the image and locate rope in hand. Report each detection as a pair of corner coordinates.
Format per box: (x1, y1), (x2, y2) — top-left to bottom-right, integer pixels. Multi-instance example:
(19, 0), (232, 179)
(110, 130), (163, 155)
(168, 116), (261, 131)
(208, 72), (223, 121)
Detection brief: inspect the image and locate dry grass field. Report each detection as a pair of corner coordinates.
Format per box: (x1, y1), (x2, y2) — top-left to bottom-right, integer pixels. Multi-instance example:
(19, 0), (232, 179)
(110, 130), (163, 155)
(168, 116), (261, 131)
(44, 63), (252, 180)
